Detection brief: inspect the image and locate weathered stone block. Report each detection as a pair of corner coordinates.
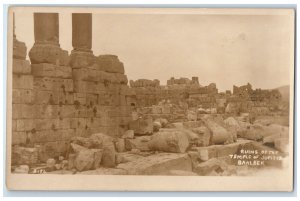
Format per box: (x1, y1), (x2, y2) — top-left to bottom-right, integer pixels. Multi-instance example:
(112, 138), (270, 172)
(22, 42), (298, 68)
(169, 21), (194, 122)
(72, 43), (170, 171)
(12, 89), (34, 104)
(125, 136), (151, 151)
(12, 146), (39, 165)
(97, 55), (125, 74)
(13, 74), (33, 89)
(33, 77), (73, 92)
(13, 59), (31, 74)
(29, 44), (69, 66)
(13, 39), (27, 60)
(148, 129), (190, 153)
(69, 50), (95, 69)
(31, 63), (72, 78)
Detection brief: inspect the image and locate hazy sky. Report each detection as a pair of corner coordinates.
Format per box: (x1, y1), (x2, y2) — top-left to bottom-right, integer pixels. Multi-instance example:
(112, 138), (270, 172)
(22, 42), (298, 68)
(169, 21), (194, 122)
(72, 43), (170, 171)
(14, 10), (294, 91)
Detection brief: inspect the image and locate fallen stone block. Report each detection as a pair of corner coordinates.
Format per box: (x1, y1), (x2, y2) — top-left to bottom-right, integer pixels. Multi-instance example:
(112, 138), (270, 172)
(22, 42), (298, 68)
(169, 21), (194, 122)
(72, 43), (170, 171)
(148, 129), (189, 153)
(90, 133), (116, 167)
(125, 136), (151, 151)
(129, 117), (153, 135)
(204, 119), (233, 144)
(116, 153), (192, 175)
(74, 148), (103, 171)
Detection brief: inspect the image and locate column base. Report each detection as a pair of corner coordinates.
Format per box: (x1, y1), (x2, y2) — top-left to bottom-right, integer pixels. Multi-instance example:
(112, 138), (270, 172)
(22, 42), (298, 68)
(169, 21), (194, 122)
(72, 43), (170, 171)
(69, 49), (95, 69)
(29, 43), (69, 66)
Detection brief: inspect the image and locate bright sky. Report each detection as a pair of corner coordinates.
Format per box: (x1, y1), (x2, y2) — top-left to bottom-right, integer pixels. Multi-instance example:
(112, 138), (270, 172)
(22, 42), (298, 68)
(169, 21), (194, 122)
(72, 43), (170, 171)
(14, 9), (294, 92)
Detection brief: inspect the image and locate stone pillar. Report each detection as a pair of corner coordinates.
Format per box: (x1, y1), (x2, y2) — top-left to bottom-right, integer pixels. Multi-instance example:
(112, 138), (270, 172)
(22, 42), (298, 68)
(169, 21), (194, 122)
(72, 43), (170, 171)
(72, 13), (92, 52)
(33, 13), (59, 46)
(29, 13), (69, 66)
(70, 13), (94, 68)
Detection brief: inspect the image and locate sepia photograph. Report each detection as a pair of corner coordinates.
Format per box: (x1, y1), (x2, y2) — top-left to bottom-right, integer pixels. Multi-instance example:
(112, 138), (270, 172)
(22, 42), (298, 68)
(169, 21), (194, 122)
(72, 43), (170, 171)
(6, 7), (295, 191)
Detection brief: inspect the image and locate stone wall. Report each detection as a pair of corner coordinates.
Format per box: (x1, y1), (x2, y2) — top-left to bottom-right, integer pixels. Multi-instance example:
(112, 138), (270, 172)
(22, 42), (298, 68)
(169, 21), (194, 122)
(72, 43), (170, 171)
(12, 37), (132, 162)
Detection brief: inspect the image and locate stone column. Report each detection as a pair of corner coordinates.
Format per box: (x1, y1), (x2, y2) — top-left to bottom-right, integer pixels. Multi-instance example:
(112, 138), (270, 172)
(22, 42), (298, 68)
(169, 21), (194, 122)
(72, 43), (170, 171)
(70, 13), (94, 68)
(33, 13), (59, 46)
(72, 13), (92, 52)
(29, 13), (69, 66)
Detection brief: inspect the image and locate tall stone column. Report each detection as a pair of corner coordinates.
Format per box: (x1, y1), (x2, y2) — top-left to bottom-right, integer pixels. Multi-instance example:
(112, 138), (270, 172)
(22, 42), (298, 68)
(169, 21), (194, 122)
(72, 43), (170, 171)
(72, 13), (92, 52)
(70, 13), (95, 68)
(29, 13), (69, 66)
(33, 13), (59, 46)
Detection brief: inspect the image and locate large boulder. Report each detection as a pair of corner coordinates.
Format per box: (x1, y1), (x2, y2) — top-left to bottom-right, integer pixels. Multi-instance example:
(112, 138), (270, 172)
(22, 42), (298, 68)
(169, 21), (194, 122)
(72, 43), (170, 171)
(148, 129), (189, 153)
(70, 133), (116, 168)
(90, 133), (116, 167)
(204, 119), (233, 144)
(74, 148), (103, 172)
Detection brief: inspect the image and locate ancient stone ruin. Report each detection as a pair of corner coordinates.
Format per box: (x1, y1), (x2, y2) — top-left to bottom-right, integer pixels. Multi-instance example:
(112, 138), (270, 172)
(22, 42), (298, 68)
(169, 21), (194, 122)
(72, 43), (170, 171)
(11, 13), (290, 176)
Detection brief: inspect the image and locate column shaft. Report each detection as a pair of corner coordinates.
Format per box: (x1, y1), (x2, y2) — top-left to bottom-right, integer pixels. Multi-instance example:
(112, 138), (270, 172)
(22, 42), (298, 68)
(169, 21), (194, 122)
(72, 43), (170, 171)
(34, 13), (59, 45)
(72, 13), (92, 52)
